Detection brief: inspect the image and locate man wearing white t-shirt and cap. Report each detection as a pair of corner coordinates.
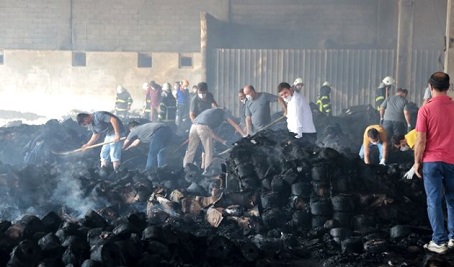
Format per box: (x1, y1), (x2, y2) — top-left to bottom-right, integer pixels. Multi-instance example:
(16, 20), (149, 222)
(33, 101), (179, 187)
(278, 82), (317, 146)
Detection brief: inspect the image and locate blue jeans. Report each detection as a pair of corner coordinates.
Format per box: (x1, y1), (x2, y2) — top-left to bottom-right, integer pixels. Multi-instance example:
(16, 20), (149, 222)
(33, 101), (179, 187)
(423, 162), (454, 244)
(146, 126), (172, 171)
(358, 143), (383, 162)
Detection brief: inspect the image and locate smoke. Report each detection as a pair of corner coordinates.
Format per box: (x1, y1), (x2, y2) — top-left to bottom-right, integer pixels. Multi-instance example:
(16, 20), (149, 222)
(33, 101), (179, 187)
(50, 174), (95, 219)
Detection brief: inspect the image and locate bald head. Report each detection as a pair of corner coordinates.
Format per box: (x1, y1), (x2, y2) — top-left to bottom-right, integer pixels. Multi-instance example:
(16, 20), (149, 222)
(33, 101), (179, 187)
(243, 85), (256, 100)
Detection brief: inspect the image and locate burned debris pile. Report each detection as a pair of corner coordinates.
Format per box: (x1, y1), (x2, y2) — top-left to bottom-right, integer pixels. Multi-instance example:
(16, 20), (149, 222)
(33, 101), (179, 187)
(0, 115), (450, 266)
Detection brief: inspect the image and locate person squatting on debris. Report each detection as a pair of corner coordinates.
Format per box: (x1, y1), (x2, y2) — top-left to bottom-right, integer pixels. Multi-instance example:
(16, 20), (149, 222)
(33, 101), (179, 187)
(412, 72), (454, 254)
(379, 87), (411, 139)
(316, 81), (333, 116)
(391, 130), (417, 154)
(359, 124), (388, 165)
(114, 85), (133, 119)
(375, 76), (395, 111)
(77, 111), (125, 171)
(183, 108), (245, 176)
(244, 84), (286, 135)
(277, 82), (317, 146)
(122, 121), (173, 172)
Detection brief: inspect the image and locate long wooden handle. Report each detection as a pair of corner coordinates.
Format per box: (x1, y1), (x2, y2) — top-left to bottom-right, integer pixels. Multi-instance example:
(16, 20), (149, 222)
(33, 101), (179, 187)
(54, 137), (126, 155)
(218, 115), (286, 156)
(259, 115), (285, 131)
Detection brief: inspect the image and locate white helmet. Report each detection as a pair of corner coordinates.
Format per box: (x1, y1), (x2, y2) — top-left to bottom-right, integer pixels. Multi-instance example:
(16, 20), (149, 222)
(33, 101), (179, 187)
(382, 76), (395, 86)
(162, 82), (171, 92)
(322, 81), (331, 87)
(293, 78), (304, 86)
(142, 82), (149, 90)
(116, 85), (123, 94)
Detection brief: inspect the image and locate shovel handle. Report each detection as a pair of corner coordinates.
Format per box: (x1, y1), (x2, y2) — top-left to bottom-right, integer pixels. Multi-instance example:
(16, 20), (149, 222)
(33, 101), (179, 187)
(54, 137), (126, 155)
(82, 136), (126, 150)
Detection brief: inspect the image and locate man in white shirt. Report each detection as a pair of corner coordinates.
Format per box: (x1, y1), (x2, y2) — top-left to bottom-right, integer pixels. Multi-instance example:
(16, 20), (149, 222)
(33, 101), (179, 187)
(277, 82), (317, 146)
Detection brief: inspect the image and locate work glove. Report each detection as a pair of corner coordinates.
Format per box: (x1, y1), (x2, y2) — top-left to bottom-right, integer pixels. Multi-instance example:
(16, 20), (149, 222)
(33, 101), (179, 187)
(403, 167), (415, 180)
(222, 140), (228, 146)
(380, 118), (384, 125)
(379, 158), (386, 166)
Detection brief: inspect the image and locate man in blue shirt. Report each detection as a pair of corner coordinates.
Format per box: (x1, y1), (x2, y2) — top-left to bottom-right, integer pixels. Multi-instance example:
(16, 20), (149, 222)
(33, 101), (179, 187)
(77, 111), (125, 171)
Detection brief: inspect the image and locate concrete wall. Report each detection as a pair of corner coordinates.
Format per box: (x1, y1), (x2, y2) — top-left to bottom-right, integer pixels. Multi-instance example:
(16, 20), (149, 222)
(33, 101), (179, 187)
(0, 0), (448, 119)
(0, 0), (446, 51)
(0, 0), (226, 52)
(0, 50), (202, 118)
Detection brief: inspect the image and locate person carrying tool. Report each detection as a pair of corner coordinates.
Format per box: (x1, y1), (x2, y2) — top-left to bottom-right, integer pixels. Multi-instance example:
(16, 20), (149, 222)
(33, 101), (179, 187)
(244, 84), (286, 135)
(183, 108), (245, 176)
(77, 111), (125, 171)
(122, 121), (173, 171)
(277, 82), (317, 146)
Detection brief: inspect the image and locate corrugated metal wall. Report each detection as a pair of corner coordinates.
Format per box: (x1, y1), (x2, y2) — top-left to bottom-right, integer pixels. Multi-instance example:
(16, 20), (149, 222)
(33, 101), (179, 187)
(211, 49), (442, 117)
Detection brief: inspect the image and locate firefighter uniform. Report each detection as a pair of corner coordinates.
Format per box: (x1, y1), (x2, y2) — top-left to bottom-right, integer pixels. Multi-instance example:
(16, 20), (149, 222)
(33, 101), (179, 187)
(115, 87), (133, 119)
(316, 84), (332, 116)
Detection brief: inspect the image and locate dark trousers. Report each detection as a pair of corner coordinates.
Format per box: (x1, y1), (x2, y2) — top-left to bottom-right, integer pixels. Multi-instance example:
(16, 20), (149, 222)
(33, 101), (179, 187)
(383, 120), (406, 141)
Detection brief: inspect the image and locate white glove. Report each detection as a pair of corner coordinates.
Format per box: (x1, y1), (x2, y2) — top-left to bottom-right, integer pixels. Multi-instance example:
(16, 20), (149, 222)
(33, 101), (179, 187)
(403, 167), (415, 180)
(379, 158), (386, 165)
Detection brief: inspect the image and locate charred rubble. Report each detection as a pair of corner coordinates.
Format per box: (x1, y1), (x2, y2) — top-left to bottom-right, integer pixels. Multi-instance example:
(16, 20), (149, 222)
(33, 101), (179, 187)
(0, 106), (451, 266)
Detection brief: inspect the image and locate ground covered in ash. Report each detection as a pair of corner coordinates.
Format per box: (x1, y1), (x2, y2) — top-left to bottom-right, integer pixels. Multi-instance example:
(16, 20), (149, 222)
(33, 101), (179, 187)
(0, 105), (452, 266)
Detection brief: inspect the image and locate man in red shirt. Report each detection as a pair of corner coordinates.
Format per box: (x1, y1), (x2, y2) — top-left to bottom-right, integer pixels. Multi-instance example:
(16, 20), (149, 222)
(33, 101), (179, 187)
(147, 81), (162, 122)
(413, 72), (454, 254)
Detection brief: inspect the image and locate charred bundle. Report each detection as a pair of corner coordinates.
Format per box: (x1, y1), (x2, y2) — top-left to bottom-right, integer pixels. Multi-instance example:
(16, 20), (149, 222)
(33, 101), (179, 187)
(0, 111), (451, 265)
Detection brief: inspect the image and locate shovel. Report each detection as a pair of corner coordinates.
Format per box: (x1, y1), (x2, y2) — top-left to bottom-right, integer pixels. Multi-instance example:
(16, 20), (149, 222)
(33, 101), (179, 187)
(53, 137), (126, 155)
(217, 115), (286, 156)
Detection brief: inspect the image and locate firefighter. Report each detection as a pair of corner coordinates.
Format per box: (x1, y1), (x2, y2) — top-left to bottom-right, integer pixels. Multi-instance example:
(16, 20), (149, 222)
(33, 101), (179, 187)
(375, 76), (395, 111)
(114, 85), (133, 119)
(142, 82), (151, 119)
(158, 82), (177, 127)
(293, 77), (304, 93)
(316, 82), (332, 116)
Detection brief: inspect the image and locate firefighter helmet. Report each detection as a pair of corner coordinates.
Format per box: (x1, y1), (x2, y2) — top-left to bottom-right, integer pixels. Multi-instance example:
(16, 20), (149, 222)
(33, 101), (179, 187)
(382, 76), (395, 86)
(162, 82), (172, 92)
(322, 81), (331, 87)
(142, 82), (149, 90)
(116, 85), (123, 94)
(293, 78), (304, 86)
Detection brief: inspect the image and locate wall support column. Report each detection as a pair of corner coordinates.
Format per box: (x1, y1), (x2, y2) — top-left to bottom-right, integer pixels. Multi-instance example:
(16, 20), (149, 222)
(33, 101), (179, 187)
(396, 0), (414, 89)
(445, 0), (454, 95)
